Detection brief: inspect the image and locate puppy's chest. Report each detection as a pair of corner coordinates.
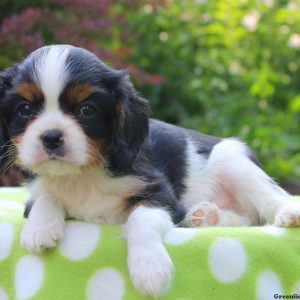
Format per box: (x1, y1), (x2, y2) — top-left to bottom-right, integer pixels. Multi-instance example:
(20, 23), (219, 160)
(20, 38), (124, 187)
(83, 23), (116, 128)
(39, 171), (145, 225)
(63, 186), (126, 224)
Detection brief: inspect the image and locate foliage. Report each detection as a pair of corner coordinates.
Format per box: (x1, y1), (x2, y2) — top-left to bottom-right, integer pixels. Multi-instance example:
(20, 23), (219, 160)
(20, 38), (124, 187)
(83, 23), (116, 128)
(126, 0), (300, 183)
(0, 0), (299, 184)
(0, 0), (163, 84)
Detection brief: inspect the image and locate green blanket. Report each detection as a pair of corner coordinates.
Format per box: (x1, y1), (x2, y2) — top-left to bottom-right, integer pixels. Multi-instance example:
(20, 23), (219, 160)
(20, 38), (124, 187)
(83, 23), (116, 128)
(1, 188), (300, 300)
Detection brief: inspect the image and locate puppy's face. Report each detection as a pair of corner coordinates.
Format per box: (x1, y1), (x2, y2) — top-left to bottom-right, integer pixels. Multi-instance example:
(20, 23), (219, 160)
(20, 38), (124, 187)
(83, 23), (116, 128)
(0, 45), (149, 176)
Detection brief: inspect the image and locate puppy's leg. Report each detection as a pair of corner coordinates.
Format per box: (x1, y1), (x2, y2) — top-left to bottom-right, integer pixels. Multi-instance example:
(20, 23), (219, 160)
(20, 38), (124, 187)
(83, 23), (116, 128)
(126, 206), (173, 296)
(21, 194), (65, 253)
(208, 139), (298, 226)
(183, 201), (251, 227)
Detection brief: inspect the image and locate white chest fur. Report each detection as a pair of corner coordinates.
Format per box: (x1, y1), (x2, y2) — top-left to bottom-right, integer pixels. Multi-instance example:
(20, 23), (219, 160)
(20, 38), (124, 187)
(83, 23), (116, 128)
(30, 168), (145, 225)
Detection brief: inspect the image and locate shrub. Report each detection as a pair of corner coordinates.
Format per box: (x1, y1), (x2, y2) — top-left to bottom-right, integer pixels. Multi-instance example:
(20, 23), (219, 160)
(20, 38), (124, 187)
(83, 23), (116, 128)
(125, 0), (300, 183)
(0, 0), (299, 186)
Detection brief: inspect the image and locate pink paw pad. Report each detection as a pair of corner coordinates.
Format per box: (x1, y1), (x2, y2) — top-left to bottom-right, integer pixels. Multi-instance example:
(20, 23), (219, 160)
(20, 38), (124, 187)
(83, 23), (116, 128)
(190, 205), (220, 227)
(275, 206), (300, 227)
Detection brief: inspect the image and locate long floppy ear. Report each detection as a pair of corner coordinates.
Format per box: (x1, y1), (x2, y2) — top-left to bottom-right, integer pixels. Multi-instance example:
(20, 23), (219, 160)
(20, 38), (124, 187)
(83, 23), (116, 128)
(0, 119), (9, 168)
(106, 73), (150, 176)
(0, 65), (18, 97)
(0, 118), (10, 168)
(0, 65), (18, 167)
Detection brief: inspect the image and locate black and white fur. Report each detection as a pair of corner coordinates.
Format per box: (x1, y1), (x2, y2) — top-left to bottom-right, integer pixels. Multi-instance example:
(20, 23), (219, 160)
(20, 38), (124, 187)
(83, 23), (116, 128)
(0, 45), (299, 296)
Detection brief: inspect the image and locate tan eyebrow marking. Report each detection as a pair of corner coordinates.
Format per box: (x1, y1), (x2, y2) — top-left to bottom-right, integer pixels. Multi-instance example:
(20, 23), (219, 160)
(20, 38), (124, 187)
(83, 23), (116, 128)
(66, 84), (97, 104)
(15, 82), (43, 102)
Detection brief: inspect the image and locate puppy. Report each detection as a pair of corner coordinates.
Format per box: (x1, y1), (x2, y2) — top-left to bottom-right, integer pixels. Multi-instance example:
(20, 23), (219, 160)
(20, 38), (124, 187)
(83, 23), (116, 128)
(0, 45), (299, 296)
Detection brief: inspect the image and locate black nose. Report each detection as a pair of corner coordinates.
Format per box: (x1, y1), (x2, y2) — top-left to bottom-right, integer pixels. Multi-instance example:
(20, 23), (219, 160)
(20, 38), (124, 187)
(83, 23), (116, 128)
(41, 129), (64, 150)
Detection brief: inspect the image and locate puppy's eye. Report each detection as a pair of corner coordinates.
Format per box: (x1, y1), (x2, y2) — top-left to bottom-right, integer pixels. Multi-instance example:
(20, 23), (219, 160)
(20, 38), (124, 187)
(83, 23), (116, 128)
(80, 103), (97, 117)
(16, 102), (32, 118)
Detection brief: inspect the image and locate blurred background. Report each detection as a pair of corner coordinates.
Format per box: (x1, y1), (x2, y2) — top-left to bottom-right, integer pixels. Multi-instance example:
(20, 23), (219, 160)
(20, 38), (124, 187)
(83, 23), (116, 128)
(0, 0), (299, 193)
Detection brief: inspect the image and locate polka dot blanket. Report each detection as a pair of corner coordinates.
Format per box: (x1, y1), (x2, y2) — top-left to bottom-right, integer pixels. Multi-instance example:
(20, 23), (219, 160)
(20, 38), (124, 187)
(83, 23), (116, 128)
(1, 187), (300, 300)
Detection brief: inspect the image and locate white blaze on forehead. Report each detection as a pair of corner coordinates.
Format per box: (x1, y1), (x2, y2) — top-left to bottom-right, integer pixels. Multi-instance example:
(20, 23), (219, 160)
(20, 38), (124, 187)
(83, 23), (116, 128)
(36, 45), (72, 111)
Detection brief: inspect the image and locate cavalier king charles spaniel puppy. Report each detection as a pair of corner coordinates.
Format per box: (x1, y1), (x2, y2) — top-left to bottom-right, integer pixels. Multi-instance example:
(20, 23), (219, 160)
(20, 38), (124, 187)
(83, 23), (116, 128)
(0, 45), (299, 296)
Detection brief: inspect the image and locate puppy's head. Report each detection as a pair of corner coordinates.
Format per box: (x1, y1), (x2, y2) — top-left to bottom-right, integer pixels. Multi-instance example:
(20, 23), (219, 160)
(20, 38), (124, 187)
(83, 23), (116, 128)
(0, 45), (149, 176)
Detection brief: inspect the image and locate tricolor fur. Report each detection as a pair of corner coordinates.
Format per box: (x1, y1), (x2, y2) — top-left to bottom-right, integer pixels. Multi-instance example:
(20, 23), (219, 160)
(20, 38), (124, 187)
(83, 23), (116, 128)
(0, 45), (299, 296)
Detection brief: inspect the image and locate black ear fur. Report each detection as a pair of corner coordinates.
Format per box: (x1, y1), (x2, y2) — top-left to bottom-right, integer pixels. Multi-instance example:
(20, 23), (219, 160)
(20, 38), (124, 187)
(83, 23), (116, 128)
(0, 65), (18, 167)
(0, 65), (18, 97)
(106, 74), (150, 176)
(0, 118), (10, 168)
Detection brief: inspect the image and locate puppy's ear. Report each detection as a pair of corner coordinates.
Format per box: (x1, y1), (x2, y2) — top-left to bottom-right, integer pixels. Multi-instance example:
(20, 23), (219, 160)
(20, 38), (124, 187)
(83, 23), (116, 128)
(106, 73), (150, 176)
(0, 65), (18, 167)
(0, 65), (18, 97)
(0, 118), (10, 168)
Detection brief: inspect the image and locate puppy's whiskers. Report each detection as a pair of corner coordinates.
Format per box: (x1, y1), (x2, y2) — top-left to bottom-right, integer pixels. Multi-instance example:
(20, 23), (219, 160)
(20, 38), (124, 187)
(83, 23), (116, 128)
(1, 150), (17, 175)
(0, 140), (13, 149)
(0, 144), (16, 160)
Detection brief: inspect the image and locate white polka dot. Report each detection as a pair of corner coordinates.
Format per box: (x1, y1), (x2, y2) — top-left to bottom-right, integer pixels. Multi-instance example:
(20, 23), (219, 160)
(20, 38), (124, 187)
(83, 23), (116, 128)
(0, 211), (8, 217)
(15, 256), (44, 300)
(88, 268), (125, 300)
(0, 288), (8, 300)
(59, 222), (100, 261)
(0, 187), (24, 193)
(0, 200), (23, 211)
(0, 222), (14, 260)
(260, 226), (286, 237)
(209, 237), (247, 283)
(164, 228), (198, 245)
(257, 271), (283, 300)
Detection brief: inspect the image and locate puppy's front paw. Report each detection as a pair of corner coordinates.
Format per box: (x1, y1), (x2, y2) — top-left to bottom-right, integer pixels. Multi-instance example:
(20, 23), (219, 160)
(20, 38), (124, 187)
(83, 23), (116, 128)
(128, 245), (174, 296)
(274, 205), (300, 227)
(21, 218), (65, 253)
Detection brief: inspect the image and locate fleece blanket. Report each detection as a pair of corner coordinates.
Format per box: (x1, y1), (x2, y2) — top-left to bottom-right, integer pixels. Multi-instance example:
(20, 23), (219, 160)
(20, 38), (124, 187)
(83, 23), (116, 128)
(0, 188), (300, 300)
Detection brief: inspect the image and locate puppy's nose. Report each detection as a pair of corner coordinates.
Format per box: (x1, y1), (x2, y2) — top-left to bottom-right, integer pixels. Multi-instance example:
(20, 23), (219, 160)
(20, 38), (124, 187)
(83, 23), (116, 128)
(41, 129), (64, 150)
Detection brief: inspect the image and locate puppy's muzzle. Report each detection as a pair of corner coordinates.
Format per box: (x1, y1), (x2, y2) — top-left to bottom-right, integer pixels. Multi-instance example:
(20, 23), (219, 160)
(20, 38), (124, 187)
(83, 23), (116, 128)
(41, 129), (65, 158)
